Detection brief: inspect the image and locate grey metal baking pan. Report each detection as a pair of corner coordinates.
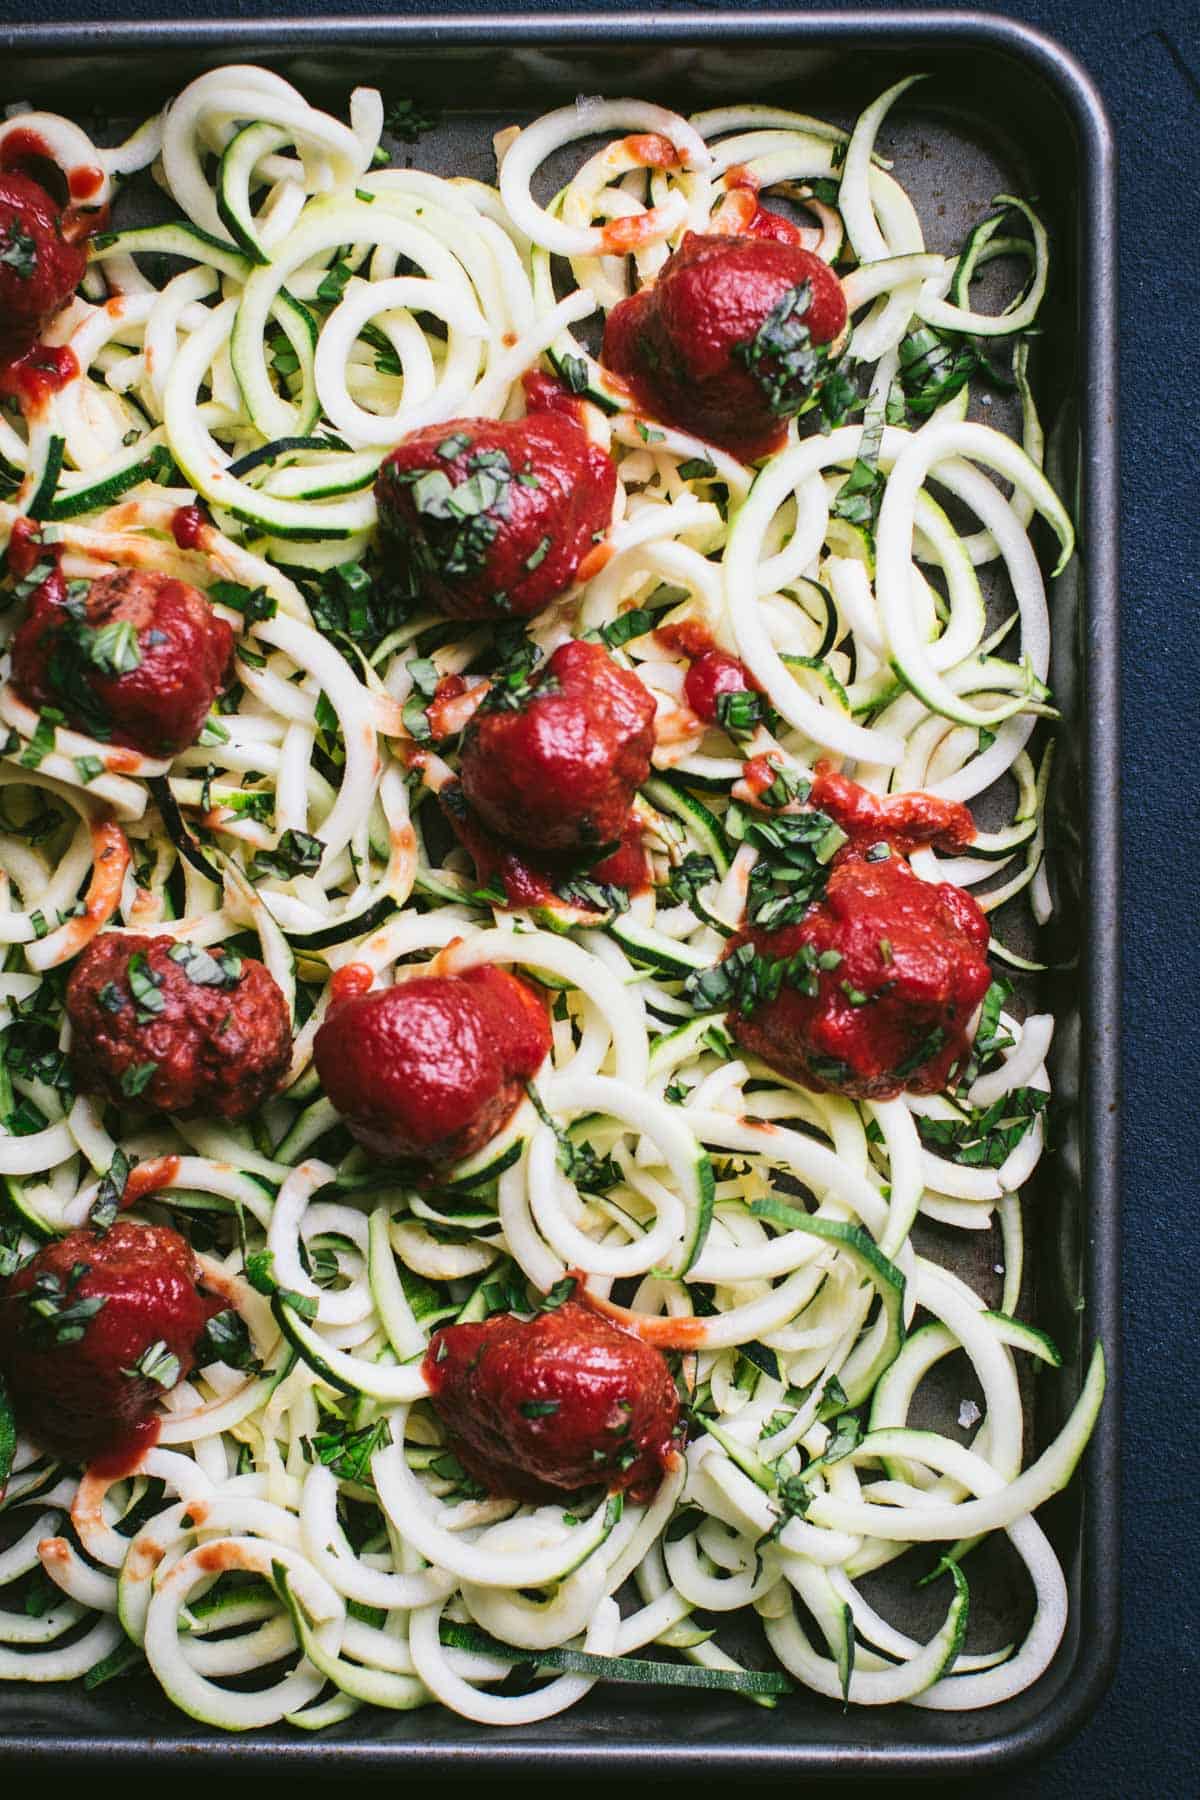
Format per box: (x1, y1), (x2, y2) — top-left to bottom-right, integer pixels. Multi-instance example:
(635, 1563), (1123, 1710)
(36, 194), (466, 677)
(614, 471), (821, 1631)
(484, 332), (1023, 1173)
(0, 9), (1120, 1778)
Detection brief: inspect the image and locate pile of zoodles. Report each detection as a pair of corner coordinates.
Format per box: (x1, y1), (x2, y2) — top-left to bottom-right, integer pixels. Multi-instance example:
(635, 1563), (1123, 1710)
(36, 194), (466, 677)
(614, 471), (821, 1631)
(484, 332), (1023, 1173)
(0, 66), (1104, 1727)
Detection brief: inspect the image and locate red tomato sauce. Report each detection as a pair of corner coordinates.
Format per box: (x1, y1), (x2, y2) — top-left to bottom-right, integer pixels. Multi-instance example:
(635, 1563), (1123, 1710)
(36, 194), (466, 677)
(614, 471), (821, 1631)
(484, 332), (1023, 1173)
(809, 764), (977, 856)
(0, 341), (77, 411)
(329, 962), (375, 1004)
(171, 504), (209, 550)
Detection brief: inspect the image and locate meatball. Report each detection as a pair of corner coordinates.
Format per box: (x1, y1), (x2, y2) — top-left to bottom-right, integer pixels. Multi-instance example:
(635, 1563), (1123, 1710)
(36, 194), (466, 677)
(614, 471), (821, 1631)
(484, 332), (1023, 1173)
(728, 850), (992, 1099)
(66, 933), (291, 1121)
(424, 1297), (680, 1501)
(10, 566), (233, 757)
(0, 1221), (218, 1466)
(0, 172), (87, 362)
(459, 639), (656, 856)
(313, 964), (551, 1165)
(602, 232), (848, 459)
(375, 383), (617, 621)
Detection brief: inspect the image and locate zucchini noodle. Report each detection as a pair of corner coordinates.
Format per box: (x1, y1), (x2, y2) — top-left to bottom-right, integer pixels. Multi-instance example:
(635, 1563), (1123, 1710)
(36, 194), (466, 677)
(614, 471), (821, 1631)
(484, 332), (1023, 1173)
(0, 67), (1102, 1732)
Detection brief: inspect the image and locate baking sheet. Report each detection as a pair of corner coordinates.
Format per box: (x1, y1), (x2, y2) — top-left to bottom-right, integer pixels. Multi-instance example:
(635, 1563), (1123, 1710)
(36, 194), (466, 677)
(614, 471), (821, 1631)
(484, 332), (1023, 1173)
(0, 11), (1120, 1776)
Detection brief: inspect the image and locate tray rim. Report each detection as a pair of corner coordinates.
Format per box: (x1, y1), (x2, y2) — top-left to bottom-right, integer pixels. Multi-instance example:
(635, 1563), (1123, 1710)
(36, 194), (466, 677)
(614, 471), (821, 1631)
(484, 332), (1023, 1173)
(0, 8), (1121, 1778)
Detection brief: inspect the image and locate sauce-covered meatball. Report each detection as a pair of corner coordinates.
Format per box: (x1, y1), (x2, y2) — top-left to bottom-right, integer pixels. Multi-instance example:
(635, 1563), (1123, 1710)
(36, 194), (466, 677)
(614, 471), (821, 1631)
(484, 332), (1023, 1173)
(728, 849), (991, 1098)
(0, 1221), (219, 1467)
(459, 639), (656, 856)
(602, 233), (847, 460)
(66, 933), (291, 1121)
(0, 172), (87, 363)
(424, 1297), (680, 1501)
(375, 381), (617, 621)
(11, 566), (233, 756)
(314, 965), (551, 1165)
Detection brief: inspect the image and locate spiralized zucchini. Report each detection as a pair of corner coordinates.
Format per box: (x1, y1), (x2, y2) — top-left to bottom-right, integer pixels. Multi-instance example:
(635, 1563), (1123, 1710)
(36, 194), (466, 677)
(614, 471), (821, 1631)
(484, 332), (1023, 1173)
(0, 67), (1103, 1729)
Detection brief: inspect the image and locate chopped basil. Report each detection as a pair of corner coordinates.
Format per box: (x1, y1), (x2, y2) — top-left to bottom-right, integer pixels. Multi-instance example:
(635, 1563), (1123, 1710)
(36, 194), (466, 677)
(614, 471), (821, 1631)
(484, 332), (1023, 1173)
(20, 708), (62, 769)
(197, 1306), (262, 1372)
(824, 1414), (862, 1463)
(676, 457), (717, 482)
(958, 978), (1014, 1088)
(126, 951), (165, 1022)
(384, 97), (440, 141)
(250, 828), (324, 881)
(538, 1274), (578, 1311)
(715, 688), (765, 738)
(527, 1085), (623, 1190)
(384, 448), (513, 585)
(122, 1338), (181, 1389)
(0, 219), (38, 279)
(864, 840), (891, 862)
(806, 176), (842, 205)
(732, 280), (832, 418)
(636, 421), (666, 444)
(73, 754), (104, 783)
(686, 930), (854, 1020)
(898, 324), (979, 418)
(167, 941), (242, 990)
(89, 1147), (132, 1233)
(437, 432), (470, 460)
(519, 1400), (560, 1418)
(555, 876), (630, 918)
(732, 803), (840, 930)
(599, 607), (654, 650)
(818, 363), (862, 430)
(662, 850), (718, 911)
(119, 1060), (158, 1099)
(0, 1223), (29, 1278)
(208, 579), (277, 623)
(524, 534), (551, 571)
(892, 1027), (947, 1080)
(401, 654), (440, 743)
(558, 353), (590, 394)
(917, 1086), (1049, 1168)
(316, 259), (352, 304)
(309, 1413), (391, 1486)
(24, 1265), (107, 1347)
(86, 619), (141, 676)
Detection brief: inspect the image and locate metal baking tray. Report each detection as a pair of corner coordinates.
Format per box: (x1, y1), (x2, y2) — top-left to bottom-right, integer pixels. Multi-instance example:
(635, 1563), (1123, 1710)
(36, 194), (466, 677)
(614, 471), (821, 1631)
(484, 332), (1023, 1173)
(0, 9), (1120, 1779)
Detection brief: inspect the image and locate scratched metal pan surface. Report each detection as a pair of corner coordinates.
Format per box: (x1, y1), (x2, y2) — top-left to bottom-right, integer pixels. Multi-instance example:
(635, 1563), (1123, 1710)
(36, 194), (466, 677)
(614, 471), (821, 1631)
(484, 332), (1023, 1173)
(0, 10), (1120, 1779)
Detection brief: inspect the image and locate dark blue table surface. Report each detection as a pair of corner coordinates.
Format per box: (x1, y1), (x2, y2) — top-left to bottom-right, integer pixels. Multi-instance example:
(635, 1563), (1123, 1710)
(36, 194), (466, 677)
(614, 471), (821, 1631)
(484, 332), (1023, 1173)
(0, 4), (1196, 1795)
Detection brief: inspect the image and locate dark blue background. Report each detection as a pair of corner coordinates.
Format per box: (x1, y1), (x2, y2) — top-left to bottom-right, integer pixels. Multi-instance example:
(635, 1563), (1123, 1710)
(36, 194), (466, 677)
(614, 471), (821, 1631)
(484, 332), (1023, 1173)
(1, 4), (1196, 1794)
